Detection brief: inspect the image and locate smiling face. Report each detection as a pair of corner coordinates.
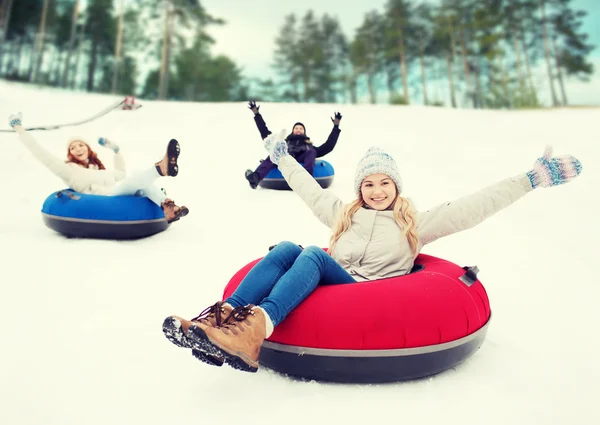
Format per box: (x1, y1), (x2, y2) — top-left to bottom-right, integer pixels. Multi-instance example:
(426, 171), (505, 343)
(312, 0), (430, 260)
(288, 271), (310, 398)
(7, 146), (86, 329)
(292, 124), (305, 135)
(360, 173), (397, 210)
(68, 140), (90, 163)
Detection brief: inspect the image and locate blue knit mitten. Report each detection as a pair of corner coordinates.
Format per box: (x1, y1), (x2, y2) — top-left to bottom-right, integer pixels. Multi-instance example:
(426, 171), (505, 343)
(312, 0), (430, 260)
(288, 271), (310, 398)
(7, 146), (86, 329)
(526, 146), (582, 189)
(9, 112), (22, 128)
(98, 137), (120, 153)
(264, 128), (288, 165)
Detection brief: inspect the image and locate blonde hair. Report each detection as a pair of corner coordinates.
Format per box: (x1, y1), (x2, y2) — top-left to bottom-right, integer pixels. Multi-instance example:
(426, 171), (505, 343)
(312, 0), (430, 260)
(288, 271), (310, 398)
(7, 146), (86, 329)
(329, 193), (419, 257)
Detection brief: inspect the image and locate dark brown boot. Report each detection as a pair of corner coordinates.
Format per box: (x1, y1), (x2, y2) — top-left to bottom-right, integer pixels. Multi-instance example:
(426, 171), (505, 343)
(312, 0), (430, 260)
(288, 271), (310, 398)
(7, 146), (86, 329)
(161, 199), (189, 223)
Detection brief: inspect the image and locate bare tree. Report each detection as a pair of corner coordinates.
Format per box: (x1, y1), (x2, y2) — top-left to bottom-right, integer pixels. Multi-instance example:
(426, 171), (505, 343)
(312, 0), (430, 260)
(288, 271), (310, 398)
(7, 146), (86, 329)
(112, 0), (125, 93)
(158, 0), (172, 99)
(30, 0), (50, 83)
(550, 29), (568, 105)
(540, 0), (559, 106)
(418, 32), (428, 105)
(445, 51), (457, 107)
(0, 0), (15, 72)
(62, 0), (80, 87)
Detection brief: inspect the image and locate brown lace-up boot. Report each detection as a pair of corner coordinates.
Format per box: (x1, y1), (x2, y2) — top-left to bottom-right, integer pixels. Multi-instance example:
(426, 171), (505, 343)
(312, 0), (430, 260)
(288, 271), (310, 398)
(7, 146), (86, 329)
(162, 302), (233, 367)
(187, 305), (267, 373)
(161, 198), (189, 223)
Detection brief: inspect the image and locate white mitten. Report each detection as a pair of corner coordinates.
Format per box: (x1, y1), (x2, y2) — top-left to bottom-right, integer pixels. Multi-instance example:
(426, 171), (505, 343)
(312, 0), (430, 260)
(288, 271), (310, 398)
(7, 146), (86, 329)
(263, 128), (288, 165)
(9, 112), (23, 128)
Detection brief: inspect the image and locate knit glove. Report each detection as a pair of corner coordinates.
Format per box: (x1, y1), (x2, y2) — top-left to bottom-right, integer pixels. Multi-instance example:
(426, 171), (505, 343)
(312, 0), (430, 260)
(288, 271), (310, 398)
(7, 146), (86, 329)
(526, 146), (582, 189)
(9, 112), (22, 128)
(264, 128), (288, 165)
(248, 100), (260, 114)
(331, 111), (342, 126)
(98, 137), (120, 153)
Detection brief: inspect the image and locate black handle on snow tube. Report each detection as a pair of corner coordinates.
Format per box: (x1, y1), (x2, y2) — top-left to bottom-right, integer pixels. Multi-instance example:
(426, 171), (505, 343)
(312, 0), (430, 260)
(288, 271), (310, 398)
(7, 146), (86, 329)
(268, 243), (304, 251)
(56, 190), (81, 200)
(459, 265), (479, 286)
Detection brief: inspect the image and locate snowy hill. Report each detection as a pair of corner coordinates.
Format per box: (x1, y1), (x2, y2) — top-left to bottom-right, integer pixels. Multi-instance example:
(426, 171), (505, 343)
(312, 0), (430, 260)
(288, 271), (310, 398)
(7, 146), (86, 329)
(0, 80), (598, 425)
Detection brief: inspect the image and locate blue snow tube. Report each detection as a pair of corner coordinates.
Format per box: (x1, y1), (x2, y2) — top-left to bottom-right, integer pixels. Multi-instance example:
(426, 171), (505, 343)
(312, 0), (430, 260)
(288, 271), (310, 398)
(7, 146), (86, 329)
(41, 189), (168, 240)
(259, 159), (335, 190)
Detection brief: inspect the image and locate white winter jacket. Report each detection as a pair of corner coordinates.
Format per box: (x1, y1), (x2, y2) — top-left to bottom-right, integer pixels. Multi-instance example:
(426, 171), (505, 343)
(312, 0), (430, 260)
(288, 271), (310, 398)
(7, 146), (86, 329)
(17, 130), (126, 195)
(277, 155), (533, 282)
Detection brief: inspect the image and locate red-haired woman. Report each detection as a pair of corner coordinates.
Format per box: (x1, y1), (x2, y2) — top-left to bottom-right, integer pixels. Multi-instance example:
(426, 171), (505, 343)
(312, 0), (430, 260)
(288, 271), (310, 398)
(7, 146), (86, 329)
(8, 112), (188, 223)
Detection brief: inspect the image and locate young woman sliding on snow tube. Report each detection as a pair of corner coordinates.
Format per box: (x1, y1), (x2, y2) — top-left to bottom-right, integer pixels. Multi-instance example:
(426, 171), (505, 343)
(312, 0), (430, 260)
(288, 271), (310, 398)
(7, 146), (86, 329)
(164, 128), (582, 373)
(8, 112), (189, 223)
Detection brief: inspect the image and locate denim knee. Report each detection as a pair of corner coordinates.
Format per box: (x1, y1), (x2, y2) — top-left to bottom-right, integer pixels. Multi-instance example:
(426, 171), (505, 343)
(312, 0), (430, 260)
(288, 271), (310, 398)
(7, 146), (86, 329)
(271, 241), (302, 253)
(301, 245), (328, 262)
(267, 241), (303, 263)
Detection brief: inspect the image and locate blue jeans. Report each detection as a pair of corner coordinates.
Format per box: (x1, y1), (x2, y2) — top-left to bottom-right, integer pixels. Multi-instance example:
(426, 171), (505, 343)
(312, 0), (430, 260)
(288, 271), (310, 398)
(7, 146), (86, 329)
(225, 241), (356, 326)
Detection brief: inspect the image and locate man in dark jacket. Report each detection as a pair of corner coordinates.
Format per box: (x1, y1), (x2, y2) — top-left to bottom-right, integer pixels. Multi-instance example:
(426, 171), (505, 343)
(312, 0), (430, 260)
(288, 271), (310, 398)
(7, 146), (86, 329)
(244, 101), (342, 189)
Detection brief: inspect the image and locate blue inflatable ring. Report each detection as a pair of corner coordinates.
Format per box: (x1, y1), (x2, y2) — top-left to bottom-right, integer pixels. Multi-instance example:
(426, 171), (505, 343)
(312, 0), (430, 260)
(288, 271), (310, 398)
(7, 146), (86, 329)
(41, 189), (169, 239)
(259, 159), (334, 190)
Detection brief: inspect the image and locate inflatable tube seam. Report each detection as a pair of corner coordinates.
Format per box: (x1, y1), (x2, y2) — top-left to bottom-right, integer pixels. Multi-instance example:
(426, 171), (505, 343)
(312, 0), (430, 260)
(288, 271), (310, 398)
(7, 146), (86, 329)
(41, 212), (166, 225)
(262, 175), (332, 183)
(262, 315), (491, 357)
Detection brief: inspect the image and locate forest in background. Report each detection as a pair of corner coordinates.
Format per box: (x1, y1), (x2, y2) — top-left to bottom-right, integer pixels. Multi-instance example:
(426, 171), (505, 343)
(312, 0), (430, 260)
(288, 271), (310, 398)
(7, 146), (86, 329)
(0, 0), (595, 108)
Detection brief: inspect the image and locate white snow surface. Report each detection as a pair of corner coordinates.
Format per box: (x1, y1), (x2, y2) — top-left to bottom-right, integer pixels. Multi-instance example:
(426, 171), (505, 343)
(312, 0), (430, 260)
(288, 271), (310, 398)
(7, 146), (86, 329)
(0, 80), (598, 425)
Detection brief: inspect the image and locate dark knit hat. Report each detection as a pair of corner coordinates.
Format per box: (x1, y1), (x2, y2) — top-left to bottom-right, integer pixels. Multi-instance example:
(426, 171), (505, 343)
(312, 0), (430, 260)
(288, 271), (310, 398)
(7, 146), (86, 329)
(292, 122), (306, 134)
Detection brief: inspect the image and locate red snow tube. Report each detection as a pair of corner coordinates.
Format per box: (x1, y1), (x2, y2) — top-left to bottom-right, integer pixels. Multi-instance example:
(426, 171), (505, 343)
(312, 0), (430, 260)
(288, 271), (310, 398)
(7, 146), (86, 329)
(222, 252), (491, 383)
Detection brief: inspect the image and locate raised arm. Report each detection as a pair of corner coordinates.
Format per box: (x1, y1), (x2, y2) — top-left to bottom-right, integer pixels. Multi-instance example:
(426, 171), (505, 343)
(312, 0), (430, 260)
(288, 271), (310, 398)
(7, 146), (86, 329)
(98, 137), (126, 181)
(9, 114), (119, 189)
(315, 112), (342, 158)
(417, 146), (582, 246)
(248, 101), (272, 140)
(10, 113), (78, 183)
(417, 174), (533, 245)
(264, 129), (344, 228)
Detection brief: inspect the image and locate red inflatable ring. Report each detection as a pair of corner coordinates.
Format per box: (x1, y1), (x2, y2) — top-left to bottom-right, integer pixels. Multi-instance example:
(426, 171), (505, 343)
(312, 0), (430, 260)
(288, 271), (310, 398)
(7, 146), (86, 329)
(222, 252), (491, 383)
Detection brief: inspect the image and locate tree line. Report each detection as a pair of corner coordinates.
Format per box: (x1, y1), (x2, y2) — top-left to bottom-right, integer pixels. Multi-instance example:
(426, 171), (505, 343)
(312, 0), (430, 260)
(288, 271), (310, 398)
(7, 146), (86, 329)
(0, 0), (595, 108)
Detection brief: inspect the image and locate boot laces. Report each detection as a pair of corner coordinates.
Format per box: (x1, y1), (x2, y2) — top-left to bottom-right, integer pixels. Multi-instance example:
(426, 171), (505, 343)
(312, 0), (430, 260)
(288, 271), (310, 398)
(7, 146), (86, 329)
(162, 199), (176, 209)
(220, 306), (255, 334)
(190, 301), (227, 326)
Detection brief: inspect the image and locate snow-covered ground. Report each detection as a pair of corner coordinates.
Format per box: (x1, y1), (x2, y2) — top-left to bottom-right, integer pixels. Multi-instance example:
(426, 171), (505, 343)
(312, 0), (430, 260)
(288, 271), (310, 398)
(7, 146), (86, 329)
(0, 80), (598, 425)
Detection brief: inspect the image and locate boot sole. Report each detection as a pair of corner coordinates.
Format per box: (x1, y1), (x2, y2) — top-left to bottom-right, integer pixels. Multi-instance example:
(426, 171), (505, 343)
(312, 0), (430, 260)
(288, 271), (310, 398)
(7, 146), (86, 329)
(162, 317), (224, 367)
(192, 349), (224, 367)
(162, 316), (192, 348)
(187, 325), (258, 373)
(167, 139), (180, 177)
